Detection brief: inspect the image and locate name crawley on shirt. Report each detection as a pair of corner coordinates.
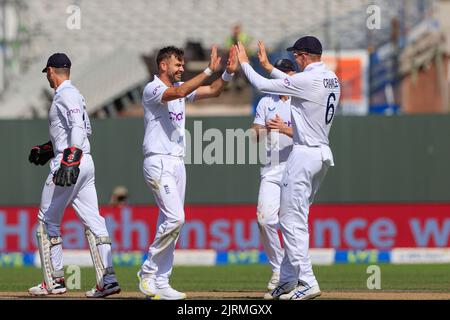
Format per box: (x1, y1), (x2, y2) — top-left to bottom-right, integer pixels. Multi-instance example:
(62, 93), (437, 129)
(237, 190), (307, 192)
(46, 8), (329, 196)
(323, 77), (339, 89)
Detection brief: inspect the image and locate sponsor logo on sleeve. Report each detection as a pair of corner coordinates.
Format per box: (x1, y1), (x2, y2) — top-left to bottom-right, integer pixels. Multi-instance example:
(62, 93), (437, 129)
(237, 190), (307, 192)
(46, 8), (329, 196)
(153, 85), (162, 96)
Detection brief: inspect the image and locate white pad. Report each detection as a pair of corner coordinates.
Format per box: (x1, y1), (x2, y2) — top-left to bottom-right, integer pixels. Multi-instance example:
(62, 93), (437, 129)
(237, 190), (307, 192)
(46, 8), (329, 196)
(85, 229), (114, 288)
(36, 221), (63, 291)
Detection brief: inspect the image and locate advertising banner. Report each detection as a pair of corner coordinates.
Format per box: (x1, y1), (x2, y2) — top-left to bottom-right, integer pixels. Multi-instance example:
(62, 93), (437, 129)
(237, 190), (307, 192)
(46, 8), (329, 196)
(1, 204), (449, 252)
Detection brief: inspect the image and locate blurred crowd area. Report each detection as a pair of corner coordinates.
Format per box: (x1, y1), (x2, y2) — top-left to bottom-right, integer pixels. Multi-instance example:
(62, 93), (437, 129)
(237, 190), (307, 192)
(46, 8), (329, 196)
(0, 0), (449, 118)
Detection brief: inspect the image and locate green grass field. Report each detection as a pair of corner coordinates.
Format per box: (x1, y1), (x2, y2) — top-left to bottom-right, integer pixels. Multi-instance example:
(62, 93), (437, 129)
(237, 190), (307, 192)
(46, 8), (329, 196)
(0, 264), (449, 293)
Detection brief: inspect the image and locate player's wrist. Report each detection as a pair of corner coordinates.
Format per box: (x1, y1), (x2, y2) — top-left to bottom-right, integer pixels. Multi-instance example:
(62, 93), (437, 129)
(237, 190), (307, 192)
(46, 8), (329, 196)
(221, 70), (234, 82)
(61, 146), (83, 166)
(203, 67), (213, 76)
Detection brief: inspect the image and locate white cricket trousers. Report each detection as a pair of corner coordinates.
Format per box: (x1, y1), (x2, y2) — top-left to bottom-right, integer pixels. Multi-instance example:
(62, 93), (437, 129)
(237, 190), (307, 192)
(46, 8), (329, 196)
(257, 163), (285, 273)
(141, 154), (186, 288)
(279, 145), (334, 287)
(38, 154), (113, 274)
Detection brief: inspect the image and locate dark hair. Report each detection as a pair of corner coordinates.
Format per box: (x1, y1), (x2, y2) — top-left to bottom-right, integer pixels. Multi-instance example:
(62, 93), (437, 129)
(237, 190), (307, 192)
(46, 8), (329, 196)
(53, 67), (70, 77)
(156, 46), (184, 67)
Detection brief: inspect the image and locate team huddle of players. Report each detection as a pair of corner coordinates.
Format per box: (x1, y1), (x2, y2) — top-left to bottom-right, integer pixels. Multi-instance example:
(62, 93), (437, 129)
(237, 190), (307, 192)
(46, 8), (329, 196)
(28, 36), (340, 300)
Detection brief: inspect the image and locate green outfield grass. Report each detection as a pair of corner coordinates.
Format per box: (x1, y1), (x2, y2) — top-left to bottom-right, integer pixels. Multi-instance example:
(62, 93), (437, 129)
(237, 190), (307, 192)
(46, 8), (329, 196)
(0, 264), (449, 293)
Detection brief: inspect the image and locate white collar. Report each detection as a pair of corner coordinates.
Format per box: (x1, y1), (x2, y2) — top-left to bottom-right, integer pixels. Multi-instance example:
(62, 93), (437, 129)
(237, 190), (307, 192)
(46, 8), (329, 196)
(304, 62), (324, 72)
(55, 80), (72, 93)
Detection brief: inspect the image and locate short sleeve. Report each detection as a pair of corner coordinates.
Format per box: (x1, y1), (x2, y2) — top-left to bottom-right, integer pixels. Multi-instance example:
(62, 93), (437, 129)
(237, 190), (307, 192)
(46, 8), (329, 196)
(253, 97), (267, 126)
(143, 81), (168, 106)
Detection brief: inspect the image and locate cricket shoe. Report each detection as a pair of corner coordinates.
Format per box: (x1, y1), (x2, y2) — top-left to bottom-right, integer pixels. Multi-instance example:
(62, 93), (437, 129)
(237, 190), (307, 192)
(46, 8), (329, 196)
(28, 278), (67, 296)
(137, 270), (156, 297)
(263, 280), (297, 300)
(279, 281), (321, 300)
(151, 286), (187, 300)
(267, 272), (280, 291)
(86, 282), (121, 298)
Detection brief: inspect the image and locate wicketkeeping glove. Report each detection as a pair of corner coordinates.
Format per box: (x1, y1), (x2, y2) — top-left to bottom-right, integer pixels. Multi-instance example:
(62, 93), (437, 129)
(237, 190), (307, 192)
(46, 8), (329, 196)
(28, 141), (55, 166)
(53, 147), (83, 187)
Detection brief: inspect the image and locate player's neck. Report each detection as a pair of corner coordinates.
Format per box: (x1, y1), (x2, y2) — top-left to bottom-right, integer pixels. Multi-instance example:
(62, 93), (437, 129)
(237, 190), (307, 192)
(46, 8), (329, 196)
(304, 59), (321, 69)
(54, 77), (70, 90)
(158, 73), (174, 87)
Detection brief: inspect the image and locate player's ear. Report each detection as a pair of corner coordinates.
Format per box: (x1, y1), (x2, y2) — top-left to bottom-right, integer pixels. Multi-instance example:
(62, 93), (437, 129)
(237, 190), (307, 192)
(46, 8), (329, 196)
(46, 67), (54, 78)
(160, 60), (168, 72)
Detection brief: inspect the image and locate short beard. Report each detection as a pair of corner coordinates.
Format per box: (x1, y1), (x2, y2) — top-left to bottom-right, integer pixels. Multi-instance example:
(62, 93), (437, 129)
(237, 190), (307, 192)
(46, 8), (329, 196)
(169, 71), (181, 82)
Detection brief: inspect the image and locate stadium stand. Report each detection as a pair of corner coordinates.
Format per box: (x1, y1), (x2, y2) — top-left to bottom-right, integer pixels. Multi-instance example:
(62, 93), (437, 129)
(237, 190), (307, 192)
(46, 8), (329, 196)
(0, 0), (438, 118)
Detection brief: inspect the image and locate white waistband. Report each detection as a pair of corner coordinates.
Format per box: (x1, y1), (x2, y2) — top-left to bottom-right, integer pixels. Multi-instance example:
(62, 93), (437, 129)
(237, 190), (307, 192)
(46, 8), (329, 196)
(144, 152), (183, 159)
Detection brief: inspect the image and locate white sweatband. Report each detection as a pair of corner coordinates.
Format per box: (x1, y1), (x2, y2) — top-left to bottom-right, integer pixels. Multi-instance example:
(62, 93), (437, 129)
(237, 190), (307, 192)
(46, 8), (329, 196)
(221, 71), (234, 82)
(203, 67), (213, 76)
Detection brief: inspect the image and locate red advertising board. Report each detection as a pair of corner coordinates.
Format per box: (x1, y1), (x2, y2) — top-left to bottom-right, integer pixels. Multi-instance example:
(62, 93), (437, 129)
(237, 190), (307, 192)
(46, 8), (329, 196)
(0, 204), (449, 252)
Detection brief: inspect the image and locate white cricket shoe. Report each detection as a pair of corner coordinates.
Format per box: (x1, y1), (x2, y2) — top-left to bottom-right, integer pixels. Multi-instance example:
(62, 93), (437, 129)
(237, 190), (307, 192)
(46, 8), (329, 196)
(86, 282), (121, 298)
(267, 272), (280, 291)
(152, 286), (187, 300)
(263, 280), (297, 300)
(279, 281), (321, 300)
(28, 278), (67, 296)
(137, 270), (156, 297)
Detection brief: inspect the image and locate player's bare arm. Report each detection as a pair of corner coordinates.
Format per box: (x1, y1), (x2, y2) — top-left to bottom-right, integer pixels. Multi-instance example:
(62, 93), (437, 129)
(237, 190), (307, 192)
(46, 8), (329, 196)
(162, 46), (221, 102)
(266, 114), (293, 138)
(194, 46), (239, 101)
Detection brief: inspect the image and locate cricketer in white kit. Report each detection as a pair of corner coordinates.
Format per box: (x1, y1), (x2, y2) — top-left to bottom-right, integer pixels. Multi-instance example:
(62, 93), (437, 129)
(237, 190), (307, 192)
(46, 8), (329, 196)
(28, 53), (120, 298)
(236, 36), (340, 300)
(137, 45), (238, 300)
(251, 58), (297, 291)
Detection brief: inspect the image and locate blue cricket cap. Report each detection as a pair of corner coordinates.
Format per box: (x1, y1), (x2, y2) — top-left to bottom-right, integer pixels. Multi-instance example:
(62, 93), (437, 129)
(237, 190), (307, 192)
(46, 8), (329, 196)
(287, 36), (322, 55)
(42, 53), (71, 73)
(273, 58), (296, 72)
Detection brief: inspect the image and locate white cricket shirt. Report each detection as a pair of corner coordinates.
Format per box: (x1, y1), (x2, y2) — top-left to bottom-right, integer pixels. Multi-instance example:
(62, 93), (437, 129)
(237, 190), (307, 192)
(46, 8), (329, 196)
(48, 80), (91, 155)
(253, 94), (293, 165)
(142, 75), (196, 157)
(242, 62), (341, 148)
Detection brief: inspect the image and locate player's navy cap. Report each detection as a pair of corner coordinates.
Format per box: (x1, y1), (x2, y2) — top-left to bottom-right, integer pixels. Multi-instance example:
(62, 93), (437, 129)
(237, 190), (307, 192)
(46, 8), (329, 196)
(273, 58), (296, 72)
(287, 36), (323, 55)
(42, 53), (71, 73)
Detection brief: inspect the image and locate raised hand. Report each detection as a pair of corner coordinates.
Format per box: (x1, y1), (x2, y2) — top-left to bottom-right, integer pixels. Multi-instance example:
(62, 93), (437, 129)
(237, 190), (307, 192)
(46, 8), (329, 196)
(257, 40), (273, 72)
(226, 45), (239, 74)
(234, 42), (249, 64)
(208, 45), (222, 72)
